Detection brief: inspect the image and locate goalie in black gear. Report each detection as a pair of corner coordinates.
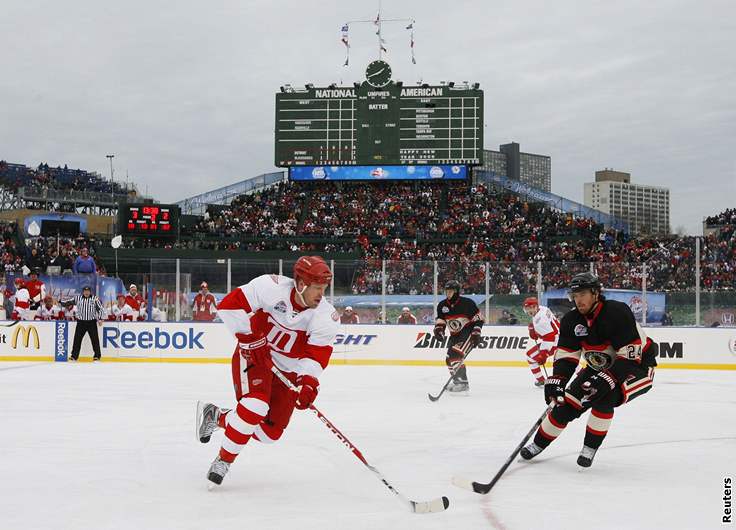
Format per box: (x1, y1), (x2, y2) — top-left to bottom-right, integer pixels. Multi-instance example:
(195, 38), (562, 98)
(520, 272), (658, 467)
(434, 280), (484, 393)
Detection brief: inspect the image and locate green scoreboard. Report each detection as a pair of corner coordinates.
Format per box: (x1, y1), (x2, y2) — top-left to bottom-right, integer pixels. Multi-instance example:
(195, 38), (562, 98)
(275, 61), (483, 167)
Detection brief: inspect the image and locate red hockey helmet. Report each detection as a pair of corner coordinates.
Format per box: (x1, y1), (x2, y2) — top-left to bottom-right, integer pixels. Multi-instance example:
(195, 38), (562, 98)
(293, 256), (332, 286)
(14, 277), (25, 288)
(523, 297), (538, 308)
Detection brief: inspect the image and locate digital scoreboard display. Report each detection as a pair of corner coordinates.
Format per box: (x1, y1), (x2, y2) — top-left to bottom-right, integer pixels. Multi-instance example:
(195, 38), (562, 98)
(119, 204), (179, 236)
(275, 76), (483, 167)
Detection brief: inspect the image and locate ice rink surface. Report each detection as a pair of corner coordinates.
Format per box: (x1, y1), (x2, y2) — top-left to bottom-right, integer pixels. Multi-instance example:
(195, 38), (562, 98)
(1, 361), (734, 530)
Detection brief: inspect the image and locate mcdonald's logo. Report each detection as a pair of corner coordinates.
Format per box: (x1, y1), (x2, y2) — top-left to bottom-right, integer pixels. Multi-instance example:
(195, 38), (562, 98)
(11, 325), (40, 349)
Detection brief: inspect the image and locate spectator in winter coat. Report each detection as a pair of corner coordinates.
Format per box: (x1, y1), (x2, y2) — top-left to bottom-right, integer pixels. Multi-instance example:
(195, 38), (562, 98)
(73, 247), (96, 274)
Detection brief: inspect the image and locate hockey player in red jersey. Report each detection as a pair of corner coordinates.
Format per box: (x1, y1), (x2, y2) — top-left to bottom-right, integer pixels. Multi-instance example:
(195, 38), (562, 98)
(192, 282), (217, 321)
(522, 297), (560, 387)
(520, 273), (658, 467)
(196, 256), (339, 486)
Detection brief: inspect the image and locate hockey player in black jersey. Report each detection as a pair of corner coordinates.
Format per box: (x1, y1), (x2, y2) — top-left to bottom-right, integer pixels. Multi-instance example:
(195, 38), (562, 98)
(434, 280), (484, 393)
(520, 272), (658, 467)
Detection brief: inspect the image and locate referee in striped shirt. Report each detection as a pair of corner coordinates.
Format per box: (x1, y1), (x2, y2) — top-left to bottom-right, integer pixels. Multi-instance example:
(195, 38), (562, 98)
(70, 285), (106, 361)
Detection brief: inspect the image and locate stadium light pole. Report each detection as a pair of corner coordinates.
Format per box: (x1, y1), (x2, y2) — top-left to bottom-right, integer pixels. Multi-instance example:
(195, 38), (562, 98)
(106, 154), (115, 204)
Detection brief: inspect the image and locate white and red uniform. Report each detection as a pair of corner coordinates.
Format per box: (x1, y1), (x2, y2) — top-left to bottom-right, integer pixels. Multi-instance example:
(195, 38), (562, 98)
(111, 302), (136, 321)
(59, 305), (77, 321)
(193, 292), (217, 321)
(125, 292), (146, 321)
(214, 273), (339, 462)
(12, 286), (32, 320)
(25, 279), (46, 308)
(526, 305), (560, 384)
(35, 303), (61, 320)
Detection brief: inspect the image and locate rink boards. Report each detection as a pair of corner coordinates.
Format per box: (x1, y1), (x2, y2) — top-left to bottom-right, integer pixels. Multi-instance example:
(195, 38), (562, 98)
(1, 321), (735, 369)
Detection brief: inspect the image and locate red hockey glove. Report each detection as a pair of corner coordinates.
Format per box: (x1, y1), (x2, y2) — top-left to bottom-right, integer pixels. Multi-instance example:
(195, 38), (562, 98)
(544, 375), (568, 405)
(528, 323), (539, 340)
(433, 323), (446, 341)
(236, 333), (272, 370)
(295, 375), (319, 410)
(469, 326), (482, 347)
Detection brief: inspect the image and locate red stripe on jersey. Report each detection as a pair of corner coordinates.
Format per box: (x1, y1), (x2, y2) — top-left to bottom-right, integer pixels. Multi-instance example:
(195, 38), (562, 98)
(586, 426), (608, 436)
(625, 379), (652, 394)
(564, 395), (583, 410)
(580, 340), (612, 351)
(236, 403), (266, 425)
(591, 409), (614, 420)
(304, 343), (333, 369)
(539, 330), (558, 341)
(217, 288), (252, 313)
(548, 413), (567, 429)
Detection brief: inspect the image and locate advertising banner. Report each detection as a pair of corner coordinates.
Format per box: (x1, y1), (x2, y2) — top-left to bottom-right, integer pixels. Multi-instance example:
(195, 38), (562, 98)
(1, 322), (735, 370)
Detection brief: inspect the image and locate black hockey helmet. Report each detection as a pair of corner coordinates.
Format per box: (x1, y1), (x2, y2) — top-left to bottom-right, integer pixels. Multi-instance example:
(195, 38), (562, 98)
(444, 279), (461, 293)
(569, 272), (601, 294)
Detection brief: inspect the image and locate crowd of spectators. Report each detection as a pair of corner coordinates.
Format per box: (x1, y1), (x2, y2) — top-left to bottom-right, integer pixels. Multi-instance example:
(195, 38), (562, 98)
(0, 160), (130, 196)
(186, 181), (735, 295)
(1, 224), (102, 277)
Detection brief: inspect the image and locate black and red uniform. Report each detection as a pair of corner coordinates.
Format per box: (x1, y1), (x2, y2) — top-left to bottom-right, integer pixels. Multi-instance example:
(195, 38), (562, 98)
(435, 295), (484, 385)
(531, 298), (658, 454)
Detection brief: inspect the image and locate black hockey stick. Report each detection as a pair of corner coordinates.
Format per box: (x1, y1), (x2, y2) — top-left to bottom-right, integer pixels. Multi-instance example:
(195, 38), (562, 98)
(271, 366), (450, 514)
(427, 336), (473, 402)
(0, 320), (19, 328)
(452, 403), (554, 494)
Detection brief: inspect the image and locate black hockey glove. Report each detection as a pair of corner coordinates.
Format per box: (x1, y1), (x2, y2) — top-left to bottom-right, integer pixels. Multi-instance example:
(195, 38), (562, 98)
(579, 371), (617, 405)
(469, 326), (482, 347)
(544, 376), (568, 404)
(433, 323), (446, 341)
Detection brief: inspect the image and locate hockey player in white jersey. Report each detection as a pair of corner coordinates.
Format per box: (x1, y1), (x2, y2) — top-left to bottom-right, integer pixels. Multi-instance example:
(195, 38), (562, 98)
(523, 297), (560, 387)
(196, 256), (339, 486)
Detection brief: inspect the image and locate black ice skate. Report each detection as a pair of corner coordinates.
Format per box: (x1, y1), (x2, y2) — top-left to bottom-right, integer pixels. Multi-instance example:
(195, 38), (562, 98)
(207, 456), (230, 485)
(196, 401), (222, 443)
(577, 445), (598, 467)
(520, 442), (544, 460)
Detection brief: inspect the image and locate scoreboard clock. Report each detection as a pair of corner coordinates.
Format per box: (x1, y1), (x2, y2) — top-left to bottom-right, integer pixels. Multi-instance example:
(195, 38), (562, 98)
(275, 62), (483, 167)
(119, 204), (179, 236)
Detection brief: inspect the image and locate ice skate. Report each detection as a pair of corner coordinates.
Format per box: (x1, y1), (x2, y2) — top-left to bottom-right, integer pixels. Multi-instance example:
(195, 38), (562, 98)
(520, 442), (544, 460)
(577, 445), (598, 467)
(207, 456), (230, 486)
(196, 401), (221, 443)
(534, 379), (545, 387)
(446, 379), (469, 394)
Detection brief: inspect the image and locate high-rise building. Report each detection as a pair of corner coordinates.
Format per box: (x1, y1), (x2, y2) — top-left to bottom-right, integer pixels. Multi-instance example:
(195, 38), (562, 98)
(584, 169), (670, 235)
(474, 142), (551, 192)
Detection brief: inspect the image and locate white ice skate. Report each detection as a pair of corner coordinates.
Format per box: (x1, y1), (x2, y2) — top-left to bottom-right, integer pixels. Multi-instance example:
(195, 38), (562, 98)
(207, 456), (231, 486)
(446, 380), (469, 394)
(196, 401), (222, 443)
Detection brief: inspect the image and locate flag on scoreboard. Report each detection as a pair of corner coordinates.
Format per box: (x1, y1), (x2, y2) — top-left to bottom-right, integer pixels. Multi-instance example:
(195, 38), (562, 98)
(341, 23), (350, 66)
(407, 21), (416, 64)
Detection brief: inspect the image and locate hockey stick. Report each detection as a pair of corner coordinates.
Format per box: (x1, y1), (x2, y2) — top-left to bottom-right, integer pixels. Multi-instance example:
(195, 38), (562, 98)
(427, 335), (473, 402)
(452, 403), (554, 494)
(0, 320), (19, 328)
(270, 366), (450, 514)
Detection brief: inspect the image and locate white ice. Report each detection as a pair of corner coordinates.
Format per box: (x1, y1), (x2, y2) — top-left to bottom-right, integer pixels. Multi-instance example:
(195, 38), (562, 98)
(1, 361), (734, 530)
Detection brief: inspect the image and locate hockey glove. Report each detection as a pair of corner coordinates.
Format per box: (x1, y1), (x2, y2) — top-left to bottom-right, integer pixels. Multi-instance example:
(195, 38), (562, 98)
(544, 376), (568, 404)
(295, 375), (319, 410)
(433, 323), (446, 341)
(579, 371), (617, 405)
(469, 326), (482, 347)
(528, 323), (538, 340)
(236, 333), (272, 370)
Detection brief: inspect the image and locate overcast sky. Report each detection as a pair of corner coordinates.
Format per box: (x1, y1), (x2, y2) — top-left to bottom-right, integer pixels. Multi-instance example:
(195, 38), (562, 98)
(1, 0), (734, 234)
